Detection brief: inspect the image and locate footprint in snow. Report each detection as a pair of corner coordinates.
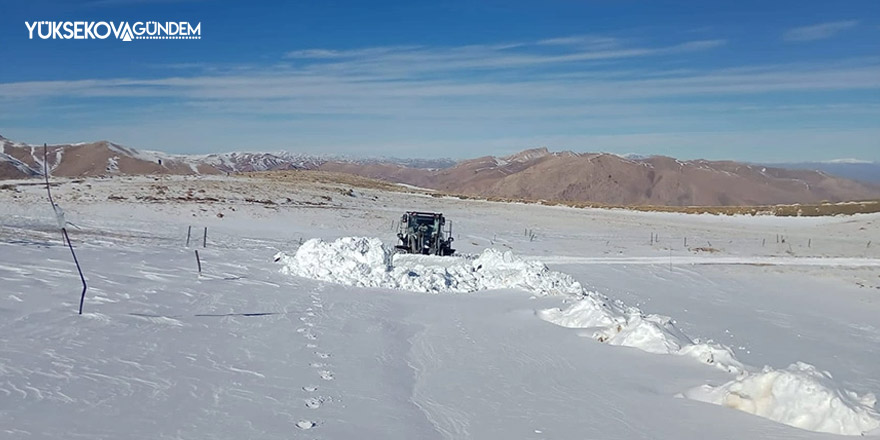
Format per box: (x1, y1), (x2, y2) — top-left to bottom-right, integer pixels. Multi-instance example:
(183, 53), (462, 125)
(296, 420), (316, 430)
(310, 362), (326, 368)
(302, 386), (318, 392)
(304, 333), (317, 340)
(306, 343), (318, 348)
(305, 397), (324, 409)
(296, 328), (307, 333)
(315, 352), (330, 359)
(319, 370), (334, 381)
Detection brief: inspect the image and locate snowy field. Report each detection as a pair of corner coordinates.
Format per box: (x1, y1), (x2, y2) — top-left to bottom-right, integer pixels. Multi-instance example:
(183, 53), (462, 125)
(1, 174), (879, 439)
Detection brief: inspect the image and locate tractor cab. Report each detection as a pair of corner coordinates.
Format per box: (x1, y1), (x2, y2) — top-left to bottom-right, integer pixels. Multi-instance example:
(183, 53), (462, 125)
(395, 211), (455, 256)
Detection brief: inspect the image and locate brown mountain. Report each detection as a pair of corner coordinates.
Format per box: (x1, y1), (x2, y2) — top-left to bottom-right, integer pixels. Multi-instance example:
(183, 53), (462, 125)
(0, 135), (320, 179)
(320, 148), (880, 206)
(4, 134), (877, 206)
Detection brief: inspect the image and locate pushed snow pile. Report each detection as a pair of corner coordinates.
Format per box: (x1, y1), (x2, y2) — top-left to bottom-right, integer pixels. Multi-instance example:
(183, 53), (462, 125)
(461, 248), (585, 296)
(539, 288), (879, 435)
(684, 362), (880, 435)
(538, 298), (744, 373)
(275, 237), (585, 296)
(276, 237), (392, 288)
(676, 343), (742, 374)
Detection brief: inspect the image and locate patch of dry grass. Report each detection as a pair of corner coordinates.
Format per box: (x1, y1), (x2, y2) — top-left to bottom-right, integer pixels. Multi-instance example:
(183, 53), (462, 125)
(433, 191), (880, 217)
(691, 247), (720, 253)
(241, 170), (410, 193)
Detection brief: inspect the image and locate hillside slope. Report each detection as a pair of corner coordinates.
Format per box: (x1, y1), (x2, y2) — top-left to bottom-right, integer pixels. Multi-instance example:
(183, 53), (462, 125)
(5, 134), (877, 206)
(0, 135), (319, 178)
(321, 148), (880, 206)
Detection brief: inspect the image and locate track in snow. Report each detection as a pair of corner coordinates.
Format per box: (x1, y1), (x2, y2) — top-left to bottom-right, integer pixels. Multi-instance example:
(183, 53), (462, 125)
(534, 255), (880, 267)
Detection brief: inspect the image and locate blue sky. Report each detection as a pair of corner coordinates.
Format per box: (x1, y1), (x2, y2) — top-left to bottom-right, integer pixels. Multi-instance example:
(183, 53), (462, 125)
(1, 0), (878, 161)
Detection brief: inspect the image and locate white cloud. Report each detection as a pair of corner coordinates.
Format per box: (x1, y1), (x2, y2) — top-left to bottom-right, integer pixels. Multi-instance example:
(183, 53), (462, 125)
(825, 158), (873, 164)
(783, 20), (858, 42)
(0, 36), (747, 105)
(2, 60), (878, 104)
(283, 37), (725, 74)
(2, 34), (878, 160)
(467, 129), (880, 162)
(535, 35), (620, 48)
(284, 46), (423, 59)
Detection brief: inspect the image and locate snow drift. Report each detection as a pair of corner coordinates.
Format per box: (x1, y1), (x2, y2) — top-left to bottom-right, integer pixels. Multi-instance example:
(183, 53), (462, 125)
(541, 299), (880, 435)
(276, 237), (393, 288)
(277, 237), (880, 436)
(684, 362), (880, 436)
(279, 237), (744, 373)
(274, 237), (585, 296)
(538, 298), (744, 374)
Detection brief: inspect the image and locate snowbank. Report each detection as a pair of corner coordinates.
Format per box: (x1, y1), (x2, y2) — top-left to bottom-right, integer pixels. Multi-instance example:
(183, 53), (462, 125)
(276, 237), (392, 288)
(280, 237), (745, 371)
(274, 237), (585, 297)
(278, 237), (880, 436)
(683, 362), (880, 436)
(538, 296), (880, 435)
(538, 298), (744, 374)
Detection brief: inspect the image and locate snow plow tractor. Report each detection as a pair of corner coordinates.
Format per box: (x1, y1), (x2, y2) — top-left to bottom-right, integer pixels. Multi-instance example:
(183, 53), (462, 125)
(395, 211), (455, 256)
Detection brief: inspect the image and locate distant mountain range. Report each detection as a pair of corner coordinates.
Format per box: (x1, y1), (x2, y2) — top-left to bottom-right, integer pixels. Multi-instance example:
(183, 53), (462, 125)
(319, 147), (880, 206)
(0, 134), (454, 179)
(764, 161), (880, 184)
(2, 134), (878, 206)
(0, 135), (321, 178)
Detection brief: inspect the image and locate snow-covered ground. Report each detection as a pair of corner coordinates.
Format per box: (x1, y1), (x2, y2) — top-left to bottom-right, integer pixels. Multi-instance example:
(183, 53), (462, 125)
(1, 175), (879, 439)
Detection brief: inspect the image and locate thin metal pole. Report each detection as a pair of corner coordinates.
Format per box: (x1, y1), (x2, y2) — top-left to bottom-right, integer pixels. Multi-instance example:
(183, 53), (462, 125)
(43, 144), (64, 243)
(44, 143), (88, 314)
(63, 228), (87, 315)
(43, 144), (55, 207)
